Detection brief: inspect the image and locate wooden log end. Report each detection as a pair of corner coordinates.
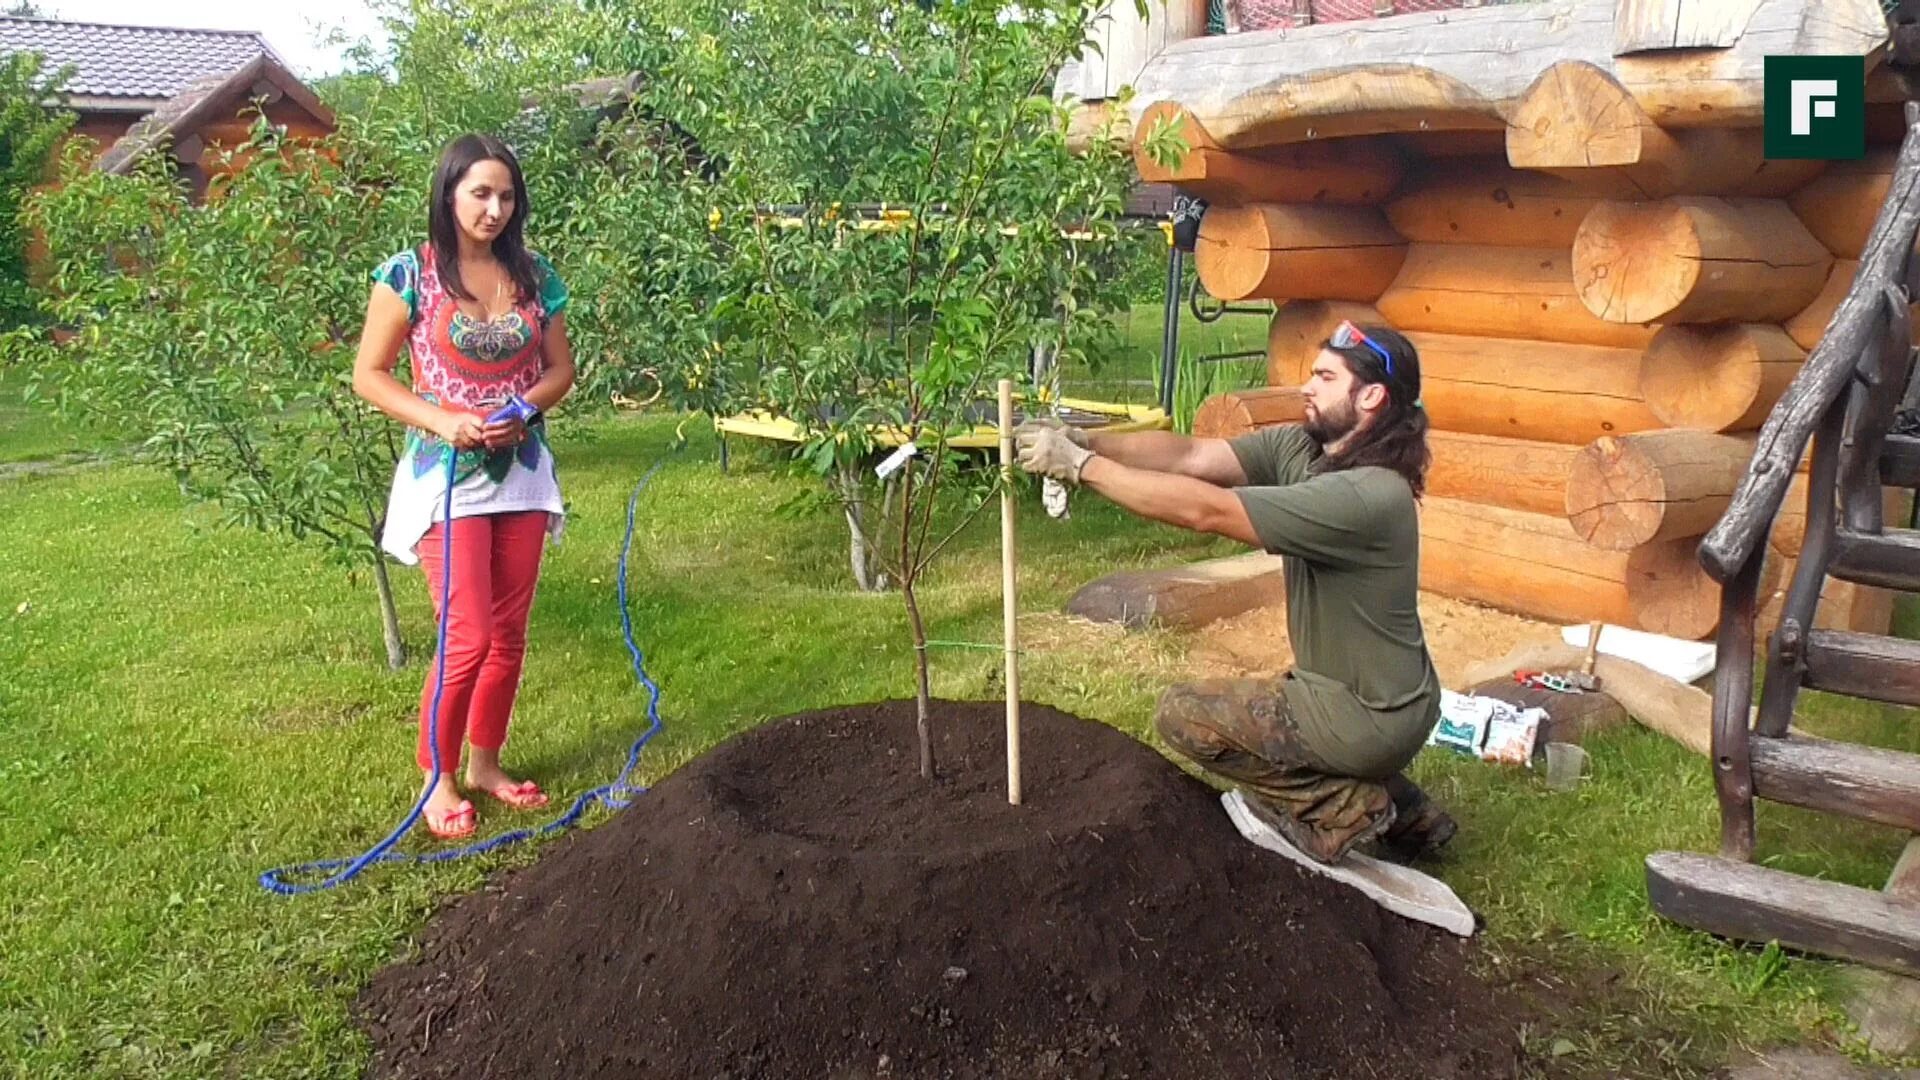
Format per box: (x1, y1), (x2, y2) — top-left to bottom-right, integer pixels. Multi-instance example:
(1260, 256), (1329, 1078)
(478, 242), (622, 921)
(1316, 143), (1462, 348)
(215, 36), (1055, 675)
(1640, 323), (1805, 432)
(1196, 205), (1406, 303)
(1574, 198), (1831, 325)
(1507, 60), (1654, 171)
(1192, 388), (1305, 439)
(1133, 101), (1218, 181)
(1267, 301), (1383, 385)
(1566, 435), (1663, 550)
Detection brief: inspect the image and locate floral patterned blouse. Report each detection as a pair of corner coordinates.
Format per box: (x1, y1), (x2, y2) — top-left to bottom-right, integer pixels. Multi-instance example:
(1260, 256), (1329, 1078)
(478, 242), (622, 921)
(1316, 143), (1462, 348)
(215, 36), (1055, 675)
(371, 244), (571, 564)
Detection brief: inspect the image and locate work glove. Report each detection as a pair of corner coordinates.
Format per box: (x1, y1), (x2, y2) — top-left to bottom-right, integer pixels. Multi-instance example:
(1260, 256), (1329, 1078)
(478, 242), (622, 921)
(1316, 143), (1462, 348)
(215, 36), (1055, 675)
(1017, 425), (1095, 485)
(1013, 417), (1090, 449)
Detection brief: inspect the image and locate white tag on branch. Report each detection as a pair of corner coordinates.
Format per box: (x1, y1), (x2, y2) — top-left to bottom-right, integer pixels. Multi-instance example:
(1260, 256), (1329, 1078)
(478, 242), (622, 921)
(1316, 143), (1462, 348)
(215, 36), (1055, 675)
(1042, 477), (1071, 519)
(874, 442), (919, 479)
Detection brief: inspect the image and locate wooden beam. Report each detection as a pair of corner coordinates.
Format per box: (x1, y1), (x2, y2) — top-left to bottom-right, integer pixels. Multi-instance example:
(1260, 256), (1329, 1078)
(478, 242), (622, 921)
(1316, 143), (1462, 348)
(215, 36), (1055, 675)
(1427, 431), (1580, 517)
(1064, 552), (1287, 630)
(1419, 497), (1640, 628)
(1507, 61), (1679, 174)
(1565, 430), (1760, 550)
(1191, 388), (1304, 438)
(1831, 528), (1920, 593)
(1627, 534), (1772, 640)
(1385, 159), (1627, 248)
(1802, 631), (1920, 709)
(1101, 0), (1886, 150)
(1790, 151), (1899, 259)
(1647, 851), (1920, 978)
(1751, 735), (1920, 834)
(1194, 204), (1406, 302)
(1572, 197), (1832, 325)
(1377, 244), (1659, 350)
(1060, 0), (1209, 102)
(1614, 0), (1766, 55)
(1131, 103), (1407, 205)
(1639, 324), (1806, 433)
(1400, 332), (1663, 445)
(1507, 63), (1822, 197)
(1265, 301), (1383, 387)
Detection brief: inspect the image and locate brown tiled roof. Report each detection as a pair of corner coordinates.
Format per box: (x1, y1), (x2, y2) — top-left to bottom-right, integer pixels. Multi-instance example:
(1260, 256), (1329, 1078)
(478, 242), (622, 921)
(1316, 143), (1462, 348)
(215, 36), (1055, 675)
(94, 53), (334, 175)
(0, 15), (279, 104)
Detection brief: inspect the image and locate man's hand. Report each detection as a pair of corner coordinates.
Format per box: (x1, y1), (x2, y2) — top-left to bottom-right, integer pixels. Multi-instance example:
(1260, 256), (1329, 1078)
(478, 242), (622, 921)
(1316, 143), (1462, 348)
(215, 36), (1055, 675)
(1017, 425), (1095, 484)
(1014, 417), (1089, 449)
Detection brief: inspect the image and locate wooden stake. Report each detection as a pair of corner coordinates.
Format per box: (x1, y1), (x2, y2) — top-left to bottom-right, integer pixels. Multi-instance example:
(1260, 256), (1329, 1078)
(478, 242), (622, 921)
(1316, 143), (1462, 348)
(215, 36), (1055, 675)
(998, 380), (1022, 806)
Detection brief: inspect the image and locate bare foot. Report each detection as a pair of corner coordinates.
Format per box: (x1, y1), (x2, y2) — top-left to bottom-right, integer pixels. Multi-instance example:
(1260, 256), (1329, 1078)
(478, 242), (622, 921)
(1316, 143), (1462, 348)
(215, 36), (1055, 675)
(420, 772), (475, 837)
(465, 750), (547, 809)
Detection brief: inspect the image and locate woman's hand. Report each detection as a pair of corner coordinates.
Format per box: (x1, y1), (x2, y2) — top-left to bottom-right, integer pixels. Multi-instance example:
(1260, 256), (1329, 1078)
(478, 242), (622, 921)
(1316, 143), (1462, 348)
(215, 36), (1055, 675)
(435, 409), (487, 451)
(482, 416), (526, 450)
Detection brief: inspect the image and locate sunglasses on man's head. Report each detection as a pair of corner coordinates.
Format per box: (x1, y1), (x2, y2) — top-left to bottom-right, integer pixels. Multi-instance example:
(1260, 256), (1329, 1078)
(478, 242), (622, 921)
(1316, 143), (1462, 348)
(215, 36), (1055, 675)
(1329, 320), (1395, 378)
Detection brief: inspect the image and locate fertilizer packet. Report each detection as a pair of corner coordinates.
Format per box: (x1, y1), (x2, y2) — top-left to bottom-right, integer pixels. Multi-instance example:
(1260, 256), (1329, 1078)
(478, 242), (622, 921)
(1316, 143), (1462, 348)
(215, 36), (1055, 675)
(1429, 690), (1492, 756)
(1479, 708), (1543, 767)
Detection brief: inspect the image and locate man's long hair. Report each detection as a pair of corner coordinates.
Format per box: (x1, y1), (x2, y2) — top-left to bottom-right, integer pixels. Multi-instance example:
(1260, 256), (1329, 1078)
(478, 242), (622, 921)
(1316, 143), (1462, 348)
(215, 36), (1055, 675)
(427, 133), (540, 305)
(1314, 325), (1432, 498)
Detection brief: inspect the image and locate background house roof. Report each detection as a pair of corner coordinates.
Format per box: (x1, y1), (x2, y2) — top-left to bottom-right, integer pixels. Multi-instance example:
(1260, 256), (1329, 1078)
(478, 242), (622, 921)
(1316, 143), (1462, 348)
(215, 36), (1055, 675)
(0, 15), (280, 106)
(92, 53), (335, 176)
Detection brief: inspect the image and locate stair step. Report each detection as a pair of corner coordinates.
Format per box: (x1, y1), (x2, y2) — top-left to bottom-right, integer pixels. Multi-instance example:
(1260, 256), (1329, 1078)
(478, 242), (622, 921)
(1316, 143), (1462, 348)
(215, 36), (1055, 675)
(1830, 529), (1920, 592)
(1749, 734), (1920, 833)
(1647, 851), (1920, 978)
(1802, 630), (1920, 708)
(1883, 434), (1920, 488)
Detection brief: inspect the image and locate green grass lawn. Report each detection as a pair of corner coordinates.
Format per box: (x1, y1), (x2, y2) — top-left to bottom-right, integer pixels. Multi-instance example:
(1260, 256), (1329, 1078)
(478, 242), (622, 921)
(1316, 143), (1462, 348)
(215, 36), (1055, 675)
(3, 409), (1917, 1078)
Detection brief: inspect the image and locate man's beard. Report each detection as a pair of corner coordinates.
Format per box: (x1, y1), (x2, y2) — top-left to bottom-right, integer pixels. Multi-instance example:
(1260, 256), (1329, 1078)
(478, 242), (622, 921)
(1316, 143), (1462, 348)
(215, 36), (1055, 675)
(1303, 394), (1360, 446)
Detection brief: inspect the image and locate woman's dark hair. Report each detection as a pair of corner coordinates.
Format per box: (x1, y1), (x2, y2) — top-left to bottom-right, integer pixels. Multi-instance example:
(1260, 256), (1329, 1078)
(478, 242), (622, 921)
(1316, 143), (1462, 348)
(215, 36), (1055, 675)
(428, 133), (539, 305)
(1315, 324), (1431, 498)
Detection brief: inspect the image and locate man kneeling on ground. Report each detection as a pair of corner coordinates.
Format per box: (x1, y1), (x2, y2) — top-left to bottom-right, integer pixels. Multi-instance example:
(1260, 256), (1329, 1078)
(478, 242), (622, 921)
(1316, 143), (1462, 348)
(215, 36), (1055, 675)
(1016, 322), (1455, 864)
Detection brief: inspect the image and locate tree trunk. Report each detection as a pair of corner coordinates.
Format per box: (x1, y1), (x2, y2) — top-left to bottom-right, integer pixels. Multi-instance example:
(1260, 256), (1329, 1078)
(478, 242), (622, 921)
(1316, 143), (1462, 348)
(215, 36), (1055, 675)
(898, 457), (934, 780)
(840, 464), (885, 593)
(372, 551), (408, 671)
(903, 577), (935, 781)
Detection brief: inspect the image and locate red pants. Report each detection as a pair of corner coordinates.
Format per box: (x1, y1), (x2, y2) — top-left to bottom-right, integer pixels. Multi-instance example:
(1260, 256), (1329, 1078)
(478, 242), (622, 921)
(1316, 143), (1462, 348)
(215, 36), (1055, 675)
(415, 510), (549, 772)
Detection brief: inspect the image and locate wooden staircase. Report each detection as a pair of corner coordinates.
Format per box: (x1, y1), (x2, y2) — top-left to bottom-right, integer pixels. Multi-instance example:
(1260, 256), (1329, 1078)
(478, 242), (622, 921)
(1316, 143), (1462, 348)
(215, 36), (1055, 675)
(1645, 112), (1920, 978)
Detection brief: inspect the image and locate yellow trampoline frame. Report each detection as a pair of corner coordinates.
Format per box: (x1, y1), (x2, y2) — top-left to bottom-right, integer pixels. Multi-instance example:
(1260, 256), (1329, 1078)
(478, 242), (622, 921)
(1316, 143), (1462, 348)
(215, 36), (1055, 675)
(714, 395), (1170, 450)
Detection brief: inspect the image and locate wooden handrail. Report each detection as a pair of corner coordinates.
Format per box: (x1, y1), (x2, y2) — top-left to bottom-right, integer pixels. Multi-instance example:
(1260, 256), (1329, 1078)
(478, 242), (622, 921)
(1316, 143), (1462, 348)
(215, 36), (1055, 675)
(1699, 120), (1920, 584)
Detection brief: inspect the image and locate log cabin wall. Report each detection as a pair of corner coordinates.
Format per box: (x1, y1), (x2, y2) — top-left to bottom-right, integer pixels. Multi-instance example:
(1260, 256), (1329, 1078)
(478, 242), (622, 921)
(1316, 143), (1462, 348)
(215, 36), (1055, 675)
(1143, 2), (1904, 637)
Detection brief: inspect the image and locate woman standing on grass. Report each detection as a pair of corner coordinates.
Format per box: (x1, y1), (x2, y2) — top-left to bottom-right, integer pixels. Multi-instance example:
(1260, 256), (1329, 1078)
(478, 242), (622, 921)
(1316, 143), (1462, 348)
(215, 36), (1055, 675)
(351, 133), (575, 839)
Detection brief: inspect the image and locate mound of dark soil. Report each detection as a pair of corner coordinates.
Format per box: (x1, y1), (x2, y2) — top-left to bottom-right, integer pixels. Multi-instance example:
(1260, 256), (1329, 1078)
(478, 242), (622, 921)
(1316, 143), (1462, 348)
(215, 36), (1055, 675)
(359, 701), (1521, 1078)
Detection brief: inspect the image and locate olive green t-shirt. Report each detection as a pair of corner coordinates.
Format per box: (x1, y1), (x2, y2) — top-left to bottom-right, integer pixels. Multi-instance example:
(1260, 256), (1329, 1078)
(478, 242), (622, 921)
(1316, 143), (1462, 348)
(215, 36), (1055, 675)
(1228, 425), (1440, 778)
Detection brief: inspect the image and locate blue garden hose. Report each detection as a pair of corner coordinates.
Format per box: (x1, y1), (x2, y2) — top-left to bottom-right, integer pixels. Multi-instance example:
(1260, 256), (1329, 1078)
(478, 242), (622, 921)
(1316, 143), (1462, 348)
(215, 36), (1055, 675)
(258, 447), (674, 895)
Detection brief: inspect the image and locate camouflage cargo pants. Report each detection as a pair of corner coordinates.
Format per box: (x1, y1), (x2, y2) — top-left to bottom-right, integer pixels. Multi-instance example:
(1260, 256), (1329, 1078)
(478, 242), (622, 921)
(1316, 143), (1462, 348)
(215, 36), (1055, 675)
(1154, 675), (1447, 864)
